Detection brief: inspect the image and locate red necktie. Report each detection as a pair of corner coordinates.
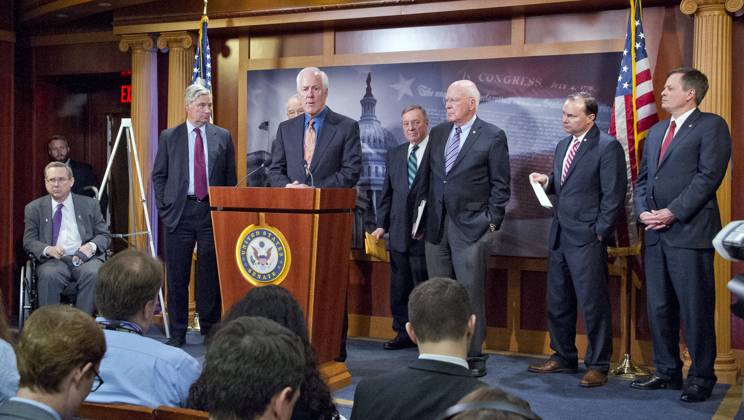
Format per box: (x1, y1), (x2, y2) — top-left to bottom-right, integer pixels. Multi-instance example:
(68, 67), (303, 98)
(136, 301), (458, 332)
(561, 138), (581, 185)
(658, 120), (676, 164)
(194, 128), (208, 200)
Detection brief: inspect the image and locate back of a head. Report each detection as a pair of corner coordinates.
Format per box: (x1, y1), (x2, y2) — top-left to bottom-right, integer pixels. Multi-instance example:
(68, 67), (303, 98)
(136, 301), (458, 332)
(96, 249), (163, 321)
(442, 386), (540, 420)
(408, 278), (472, 343)
(17, 305), (106, 393)
(223, 285), (309, 342)
(204, 316), (305, 420)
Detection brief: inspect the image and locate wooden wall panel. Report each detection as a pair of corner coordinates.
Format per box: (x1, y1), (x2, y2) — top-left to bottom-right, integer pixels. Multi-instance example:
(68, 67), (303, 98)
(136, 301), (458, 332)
(34, 42), (130, 76)
(0, 40), (14, 315)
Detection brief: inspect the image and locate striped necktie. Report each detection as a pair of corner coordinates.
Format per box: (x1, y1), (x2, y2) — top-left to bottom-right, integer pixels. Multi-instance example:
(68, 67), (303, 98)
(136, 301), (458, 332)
(444, 126), (462, 174)
(407, 145), (419, 189)
(561, 137), (581, 185)
(304, 118), (316, 166)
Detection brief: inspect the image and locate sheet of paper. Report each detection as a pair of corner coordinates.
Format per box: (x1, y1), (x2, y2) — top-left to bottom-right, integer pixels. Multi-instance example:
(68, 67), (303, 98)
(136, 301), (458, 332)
(530, 178), (553, 209)
(411, 199), (427, 238)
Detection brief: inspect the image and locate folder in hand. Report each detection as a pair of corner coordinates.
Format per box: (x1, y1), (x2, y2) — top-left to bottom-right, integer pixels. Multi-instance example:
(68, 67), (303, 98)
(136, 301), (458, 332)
(364, 232), (389, 262)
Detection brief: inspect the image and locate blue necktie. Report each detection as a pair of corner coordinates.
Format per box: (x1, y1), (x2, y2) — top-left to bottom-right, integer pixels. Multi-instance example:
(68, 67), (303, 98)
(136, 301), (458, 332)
(407, 145), (419, 189)
(52, 203), (63, 246)
(444, 127), (462, 174)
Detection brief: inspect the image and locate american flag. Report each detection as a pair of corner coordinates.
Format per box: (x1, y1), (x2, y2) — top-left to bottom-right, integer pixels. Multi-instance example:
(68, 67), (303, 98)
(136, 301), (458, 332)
(608, 0), (658, 254)
(192, 14), (212, 90)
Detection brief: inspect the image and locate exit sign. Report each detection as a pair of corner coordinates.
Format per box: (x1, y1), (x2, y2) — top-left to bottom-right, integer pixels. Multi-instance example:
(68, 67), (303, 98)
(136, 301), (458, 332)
(120, 84), (132, 104)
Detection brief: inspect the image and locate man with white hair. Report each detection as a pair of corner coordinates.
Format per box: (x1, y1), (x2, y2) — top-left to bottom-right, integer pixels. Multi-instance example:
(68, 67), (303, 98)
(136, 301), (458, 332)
(268, 66), (361, 188)
(152, 82), (237, 347)
(425, 80), (511, 377)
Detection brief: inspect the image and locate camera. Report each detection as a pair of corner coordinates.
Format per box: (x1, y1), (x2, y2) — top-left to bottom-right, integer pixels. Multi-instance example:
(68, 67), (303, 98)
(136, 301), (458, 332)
(713, 221), (744, 318)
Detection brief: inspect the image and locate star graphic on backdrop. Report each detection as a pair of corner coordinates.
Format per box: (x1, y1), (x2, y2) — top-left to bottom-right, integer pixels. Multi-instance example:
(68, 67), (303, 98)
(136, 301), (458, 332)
(390, 75), (415, 101)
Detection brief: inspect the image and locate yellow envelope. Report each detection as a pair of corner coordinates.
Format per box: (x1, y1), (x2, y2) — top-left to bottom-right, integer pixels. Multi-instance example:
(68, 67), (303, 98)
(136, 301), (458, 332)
(364, 232), (389, 262)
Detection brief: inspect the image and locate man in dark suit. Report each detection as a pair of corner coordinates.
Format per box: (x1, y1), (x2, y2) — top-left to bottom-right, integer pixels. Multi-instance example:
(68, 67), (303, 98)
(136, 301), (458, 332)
(527, 92), (627, 387)
(631, 68), (731, 402)
(268, 66), (362, 189)
(371, 105), (430, 350)
(425, 80), (511, 377)
(48, 134), (100, 198)
(0, 305), (106, 420)
(152, 82), (237, 347)
(351, 278), (485, 420)
(23, 162), (110, 315)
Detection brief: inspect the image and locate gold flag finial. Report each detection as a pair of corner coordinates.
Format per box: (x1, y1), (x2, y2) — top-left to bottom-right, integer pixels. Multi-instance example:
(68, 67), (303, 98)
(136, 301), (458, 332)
(203, 0), (208, 15)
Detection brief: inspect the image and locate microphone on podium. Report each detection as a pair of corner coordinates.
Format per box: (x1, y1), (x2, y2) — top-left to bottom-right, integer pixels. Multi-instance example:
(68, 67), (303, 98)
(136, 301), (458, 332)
(303, 160), (315, 188)
(234, 162), (267, 187)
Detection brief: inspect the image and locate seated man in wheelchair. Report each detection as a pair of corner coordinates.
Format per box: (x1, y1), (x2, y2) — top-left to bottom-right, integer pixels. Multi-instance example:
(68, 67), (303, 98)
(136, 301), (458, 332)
(23, 161), (110, 315)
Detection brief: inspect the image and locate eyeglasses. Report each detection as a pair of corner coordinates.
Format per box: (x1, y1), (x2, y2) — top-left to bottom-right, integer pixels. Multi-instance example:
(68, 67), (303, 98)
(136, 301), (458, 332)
(45, 177), (69, 185)
(90, 368), (104, 392)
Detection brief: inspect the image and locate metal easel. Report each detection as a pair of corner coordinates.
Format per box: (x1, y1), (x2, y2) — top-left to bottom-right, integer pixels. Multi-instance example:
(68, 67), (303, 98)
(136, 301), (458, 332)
(98, 118), (171, 338)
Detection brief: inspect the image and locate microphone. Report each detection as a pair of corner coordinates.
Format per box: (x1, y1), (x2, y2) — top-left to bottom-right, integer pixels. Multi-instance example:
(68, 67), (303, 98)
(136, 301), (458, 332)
(303, 160), (315, 188)
(235, 162), (267, 187)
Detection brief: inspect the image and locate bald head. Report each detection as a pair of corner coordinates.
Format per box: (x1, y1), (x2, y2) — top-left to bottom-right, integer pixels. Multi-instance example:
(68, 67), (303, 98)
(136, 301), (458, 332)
(445, 80), (480, 126)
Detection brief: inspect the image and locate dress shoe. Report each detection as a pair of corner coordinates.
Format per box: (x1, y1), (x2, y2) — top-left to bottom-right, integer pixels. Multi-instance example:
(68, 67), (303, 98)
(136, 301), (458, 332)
(680, 384), (712, 403)
(630, 375), (682, 390)
(383, 335), (416, 350)
(468, 354), (488, 378)
(165, 336), (185, 348)
(580, 369), (607, 387)
(528, 359), (578, 374)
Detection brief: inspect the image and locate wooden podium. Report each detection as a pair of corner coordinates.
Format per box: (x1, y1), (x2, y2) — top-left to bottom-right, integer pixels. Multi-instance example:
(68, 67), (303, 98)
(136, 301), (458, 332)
(209, 186), (355, 389)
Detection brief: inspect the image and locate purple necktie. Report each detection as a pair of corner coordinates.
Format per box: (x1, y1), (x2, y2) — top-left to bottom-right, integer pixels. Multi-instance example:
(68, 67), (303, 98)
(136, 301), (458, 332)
(194, 128), (208, 200)
(445, 126), (462, 174)
(52, 203), (63, 246)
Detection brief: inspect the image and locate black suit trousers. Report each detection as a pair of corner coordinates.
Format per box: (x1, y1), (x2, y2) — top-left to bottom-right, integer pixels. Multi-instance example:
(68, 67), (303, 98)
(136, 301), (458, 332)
(547, 230), (612, 372)
(389, 250), (427, 334)
(644, 241), (716, 387)
(164, 199), (221, 338)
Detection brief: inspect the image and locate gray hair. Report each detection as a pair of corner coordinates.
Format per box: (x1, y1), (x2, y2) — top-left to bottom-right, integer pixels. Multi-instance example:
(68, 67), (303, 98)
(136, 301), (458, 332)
(455, 80), (481, 109)
(401, 105), (429, 124)
(44, 161), (73, 179)
(296, 67), (329, 92)
(184, 82), (211, 106)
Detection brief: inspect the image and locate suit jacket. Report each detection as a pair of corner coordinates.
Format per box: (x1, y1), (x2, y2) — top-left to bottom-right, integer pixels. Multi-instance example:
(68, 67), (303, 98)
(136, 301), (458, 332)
(268, 108), (362, 188)
(425, 117), (511, 244)
(23, 193), (110, 262)
(152, 122), (237, 232)
(546, 125), (627, 248)
(350, 359), (484, 420)
(0, 399), (59, 420)
(66, 159), (99, 197)
(634, 109), (731, 248)
(376, 141), (430, 254)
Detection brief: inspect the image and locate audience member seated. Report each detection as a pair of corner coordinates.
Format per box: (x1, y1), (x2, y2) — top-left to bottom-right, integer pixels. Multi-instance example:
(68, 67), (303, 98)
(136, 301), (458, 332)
(188, 285), (338, 419)
(200, 316), (305, 420)
(438, 386), (540, 420)
(351, 278), (486, 420)
(0, 294), (19, 404)
(85, 249), (201, 408)
(0, 305), (106, 420)
(23, 162), (111, 315)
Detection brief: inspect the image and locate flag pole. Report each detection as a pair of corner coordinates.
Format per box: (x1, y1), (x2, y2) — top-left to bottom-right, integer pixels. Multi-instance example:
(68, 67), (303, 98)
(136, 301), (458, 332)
(612, 0), (651, 380)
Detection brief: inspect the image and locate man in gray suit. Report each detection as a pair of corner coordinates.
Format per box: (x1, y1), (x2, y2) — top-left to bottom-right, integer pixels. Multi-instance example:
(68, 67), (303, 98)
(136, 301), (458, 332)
(268, 66), (361, 189)
(528, 92), (627, 387)
(0, 305), (106, 420)
(425, 80), (511, 377)
(23, 161), (110, 315)
(152, 82), (237, 347)
(631, 68), (731, 403)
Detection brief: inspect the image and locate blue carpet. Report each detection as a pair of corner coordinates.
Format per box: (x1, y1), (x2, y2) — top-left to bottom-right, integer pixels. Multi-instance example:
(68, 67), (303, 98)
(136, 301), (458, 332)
(336, 338), (735, 420)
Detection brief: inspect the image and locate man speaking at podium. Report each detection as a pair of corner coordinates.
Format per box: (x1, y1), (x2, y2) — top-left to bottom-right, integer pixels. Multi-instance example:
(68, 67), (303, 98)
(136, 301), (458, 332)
(152, 82), (237, 347)
(268, 66), (362, 189)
